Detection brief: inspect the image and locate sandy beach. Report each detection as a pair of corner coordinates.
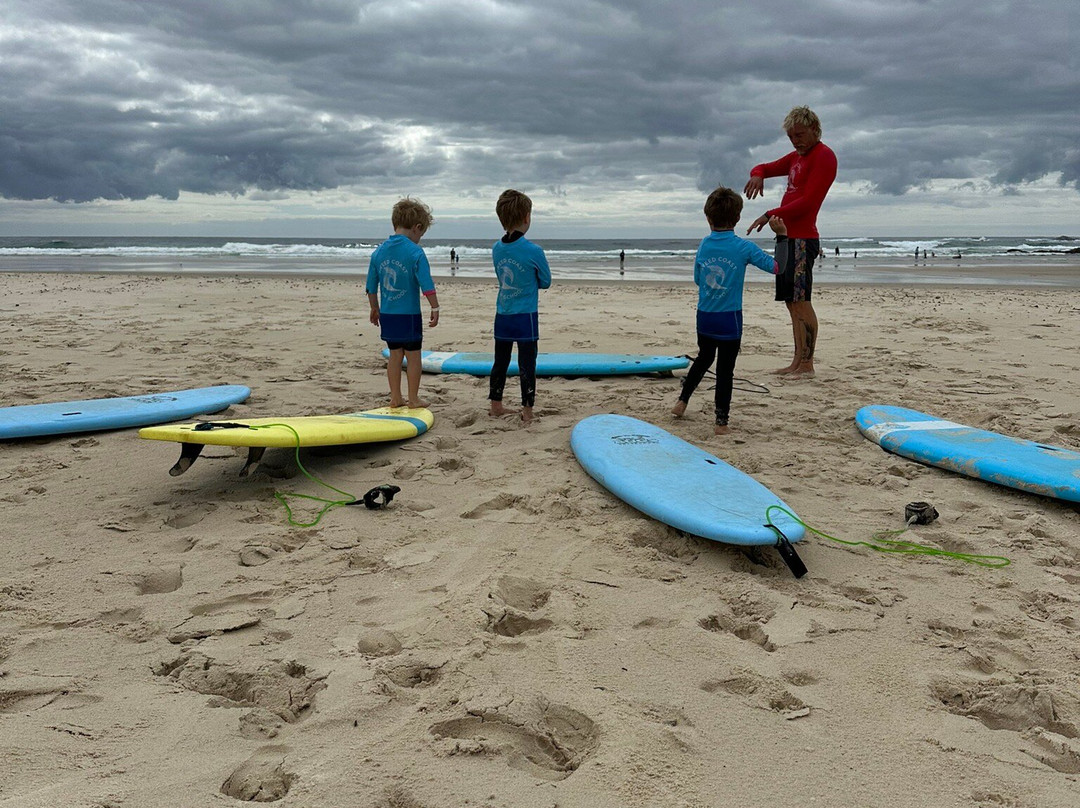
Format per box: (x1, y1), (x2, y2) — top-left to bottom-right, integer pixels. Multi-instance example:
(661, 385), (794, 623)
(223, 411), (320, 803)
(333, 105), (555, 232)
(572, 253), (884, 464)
(2, 271), (1079, 807)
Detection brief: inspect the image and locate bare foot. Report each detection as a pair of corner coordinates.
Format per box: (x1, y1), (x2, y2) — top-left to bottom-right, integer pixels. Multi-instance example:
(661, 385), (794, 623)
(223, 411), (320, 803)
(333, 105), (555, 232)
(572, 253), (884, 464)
(489, 401), (519, 417)
(714, 424), (731, 435)
(771, 365), (798, 375)
(671, 400), (687, 417)
(389, 398), (406, 408)
(521, 406), (534, 424)
(406, 398), (430, 409)
(788, 364), (816, 379)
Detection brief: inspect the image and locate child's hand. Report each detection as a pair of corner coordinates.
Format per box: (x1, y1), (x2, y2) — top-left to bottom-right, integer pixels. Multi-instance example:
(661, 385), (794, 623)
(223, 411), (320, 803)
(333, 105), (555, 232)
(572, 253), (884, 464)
(429, 308), (440, 328)
(369, 309), (380, 326)
(768, 215), (787, 236)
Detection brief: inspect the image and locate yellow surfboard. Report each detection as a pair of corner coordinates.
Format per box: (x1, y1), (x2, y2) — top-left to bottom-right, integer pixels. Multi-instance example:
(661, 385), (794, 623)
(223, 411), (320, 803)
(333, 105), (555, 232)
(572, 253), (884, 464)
(139, 407), (433, 476)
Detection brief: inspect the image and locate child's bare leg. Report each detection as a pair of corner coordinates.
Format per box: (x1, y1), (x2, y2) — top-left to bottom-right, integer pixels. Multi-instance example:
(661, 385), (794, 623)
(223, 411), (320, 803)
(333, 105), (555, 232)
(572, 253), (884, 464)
(404, 349), (428, 408)
(387, 348), (406, 407)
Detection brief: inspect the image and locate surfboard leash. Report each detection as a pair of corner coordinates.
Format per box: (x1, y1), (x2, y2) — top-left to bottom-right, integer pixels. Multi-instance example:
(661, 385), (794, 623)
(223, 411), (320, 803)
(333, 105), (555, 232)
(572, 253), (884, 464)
(248, 423), (399, 527)
(680, 355), (770, 394)
(764, 505), (1011, 569)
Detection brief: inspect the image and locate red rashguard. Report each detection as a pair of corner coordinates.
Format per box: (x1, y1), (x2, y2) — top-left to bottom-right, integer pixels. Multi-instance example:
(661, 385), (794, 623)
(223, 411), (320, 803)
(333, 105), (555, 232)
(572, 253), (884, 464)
(750, 142), (837, 239)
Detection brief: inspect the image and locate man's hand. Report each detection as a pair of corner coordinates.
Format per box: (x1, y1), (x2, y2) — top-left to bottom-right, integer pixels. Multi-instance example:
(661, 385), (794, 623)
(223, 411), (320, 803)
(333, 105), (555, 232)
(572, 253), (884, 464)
(744, 176), (764, 199)
(746, 214), (770, 234)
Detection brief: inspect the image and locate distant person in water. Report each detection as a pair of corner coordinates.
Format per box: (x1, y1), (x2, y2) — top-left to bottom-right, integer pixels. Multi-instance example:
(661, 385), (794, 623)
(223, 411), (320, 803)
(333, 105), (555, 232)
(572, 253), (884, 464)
(489, 189), (551, 424)
(745, 106), (837, 378)
(672, 186), (790, 435)
(366, 197), (440, 409)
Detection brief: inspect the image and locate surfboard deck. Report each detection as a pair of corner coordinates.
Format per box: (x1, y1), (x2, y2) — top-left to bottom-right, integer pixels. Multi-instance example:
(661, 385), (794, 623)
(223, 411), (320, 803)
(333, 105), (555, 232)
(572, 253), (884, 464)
(571, 414), (807, 576)
(140, 407), (433, 476)
(382, 349), (689, 377)
(0, 385), (251, 440)
(856, 404), (1080, 503)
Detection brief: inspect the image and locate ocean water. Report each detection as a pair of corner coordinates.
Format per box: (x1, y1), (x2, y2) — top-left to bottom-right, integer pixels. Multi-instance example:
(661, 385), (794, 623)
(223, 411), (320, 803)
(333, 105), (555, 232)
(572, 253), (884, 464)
(1, 235), (1077, 285)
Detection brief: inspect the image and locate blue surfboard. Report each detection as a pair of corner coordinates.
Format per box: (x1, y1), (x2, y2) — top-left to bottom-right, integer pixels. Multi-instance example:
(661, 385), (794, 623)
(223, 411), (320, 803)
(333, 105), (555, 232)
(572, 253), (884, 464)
(571, 414), (807, 575)
(856, 405), (1080, 503)
(0, 385), (251, 440)
(382, 349), (689, 377)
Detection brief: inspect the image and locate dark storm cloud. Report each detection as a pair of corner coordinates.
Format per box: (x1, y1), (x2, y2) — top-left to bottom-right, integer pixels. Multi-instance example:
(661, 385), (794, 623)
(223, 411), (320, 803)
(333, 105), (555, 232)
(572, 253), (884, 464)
(1, 0), (1077, 204)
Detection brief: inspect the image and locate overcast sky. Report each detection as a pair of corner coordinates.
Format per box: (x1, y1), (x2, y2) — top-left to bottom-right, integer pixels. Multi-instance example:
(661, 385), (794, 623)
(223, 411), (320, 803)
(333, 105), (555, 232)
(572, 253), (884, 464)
(1, 0), (1077, 238)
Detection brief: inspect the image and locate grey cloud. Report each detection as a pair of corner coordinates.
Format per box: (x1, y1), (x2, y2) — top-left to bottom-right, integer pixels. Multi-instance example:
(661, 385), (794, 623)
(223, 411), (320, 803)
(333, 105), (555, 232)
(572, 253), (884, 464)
(1, 0), (1077, 206)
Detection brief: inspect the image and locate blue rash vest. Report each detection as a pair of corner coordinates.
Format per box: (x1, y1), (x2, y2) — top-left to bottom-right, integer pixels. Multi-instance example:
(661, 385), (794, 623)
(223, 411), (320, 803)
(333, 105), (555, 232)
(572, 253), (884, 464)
(491, 233), (551, 341)
(694, 230), (776, 340)
(366, 234), (436, 343)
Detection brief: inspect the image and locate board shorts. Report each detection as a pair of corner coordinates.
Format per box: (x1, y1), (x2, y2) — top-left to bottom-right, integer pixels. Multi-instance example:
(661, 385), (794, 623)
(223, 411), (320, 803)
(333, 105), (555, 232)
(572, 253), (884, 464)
(775, 238), (819, 303)
(380, 312), (423, 347)
(494, 311), (540, 342)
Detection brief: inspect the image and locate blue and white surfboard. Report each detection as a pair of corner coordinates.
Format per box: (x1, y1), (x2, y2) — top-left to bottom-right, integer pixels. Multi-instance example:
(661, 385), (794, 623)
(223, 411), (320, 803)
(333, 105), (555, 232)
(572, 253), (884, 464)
(856, 405), (1080, 503)
(382, 349), (689, 376)
(571, 414), (805, 546)
(0, 386), (251, 439)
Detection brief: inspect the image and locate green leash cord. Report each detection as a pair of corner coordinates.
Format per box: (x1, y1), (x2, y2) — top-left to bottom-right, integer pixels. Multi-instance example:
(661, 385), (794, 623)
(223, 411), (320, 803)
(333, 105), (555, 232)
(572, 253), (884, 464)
(765, 505), (1011, 569)
(251, 424), (358, 527)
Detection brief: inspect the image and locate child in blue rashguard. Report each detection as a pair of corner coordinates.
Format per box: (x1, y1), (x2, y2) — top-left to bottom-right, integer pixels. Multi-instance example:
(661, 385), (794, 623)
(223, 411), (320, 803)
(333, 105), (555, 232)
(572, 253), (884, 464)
(672, 186), (789, 435)
(489, 189), (551, 424)
(366, 197), (440, 409)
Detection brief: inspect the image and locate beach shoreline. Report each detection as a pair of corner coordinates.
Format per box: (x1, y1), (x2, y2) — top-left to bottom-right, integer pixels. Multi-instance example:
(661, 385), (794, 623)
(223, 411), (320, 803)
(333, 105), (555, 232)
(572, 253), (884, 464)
(2, 272), (1079, 807)
(2, 250), (1079, 287)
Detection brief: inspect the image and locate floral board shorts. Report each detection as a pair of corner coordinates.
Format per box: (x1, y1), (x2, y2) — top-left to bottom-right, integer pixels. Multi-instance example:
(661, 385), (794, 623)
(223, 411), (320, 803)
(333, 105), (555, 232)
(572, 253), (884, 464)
(775, 238), (820, 303)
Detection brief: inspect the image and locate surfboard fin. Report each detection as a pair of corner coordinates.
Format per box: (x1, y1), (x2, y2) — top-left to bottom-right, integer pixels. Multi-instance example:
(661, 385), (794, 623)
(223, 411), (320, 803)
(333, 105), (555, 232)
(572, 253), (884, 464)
(169, 443), (204, 476)
(239, 447), (266, 478)
(775, 535), (808, 578)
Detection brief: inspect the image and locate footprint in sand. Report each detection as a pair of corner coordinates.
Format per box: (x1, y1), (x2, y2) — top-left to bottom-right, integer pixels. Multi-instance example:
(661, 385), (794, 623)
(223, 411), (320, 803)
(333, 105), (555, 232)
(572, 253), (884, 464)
(155, 653), (326, 722)
(483, 575), (564, 638)
(461, 493), (540, 524)
(700, 667), (809, 718)
(377, 654), (446, 689)
(429, 697), (600, 781)
(220, 745), (296, 802)
(164, 503), (218, 529)
(698, 588), (779, 651)
(930, 674), (1080, 739)
(699, 613), (775, 651)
